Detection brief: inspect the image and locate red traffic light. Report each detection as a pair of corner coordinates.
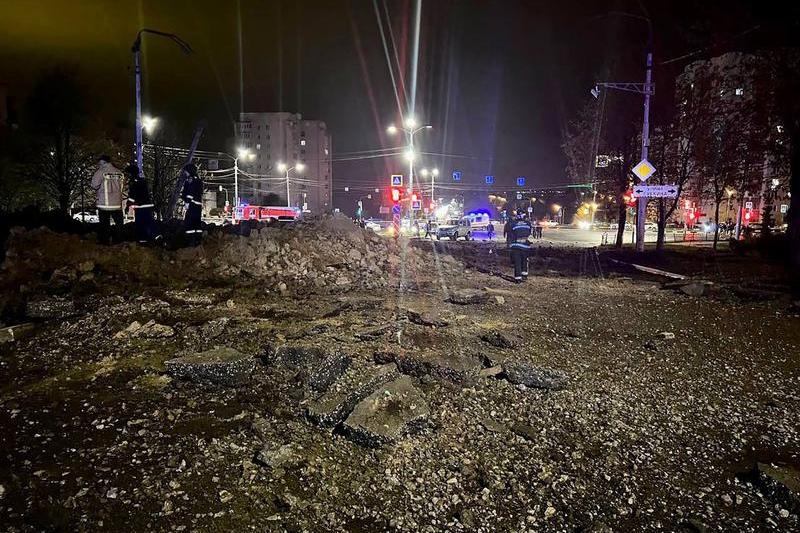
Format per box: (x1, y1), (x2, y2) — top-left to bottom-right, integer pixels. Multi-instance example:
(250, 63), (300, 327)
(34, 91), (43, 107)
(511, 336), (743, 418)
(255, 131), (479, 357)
(390, 187), (401, 203)
(744, 210), (751, 221)
(623, 190), (636, 207)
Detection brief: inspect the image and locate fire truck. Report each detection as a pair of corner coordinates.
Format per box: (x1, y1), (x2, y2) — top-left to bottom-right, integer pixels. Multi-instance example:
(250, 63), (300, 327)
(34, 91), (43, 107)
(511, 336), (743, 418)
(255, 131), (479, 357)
(234, 205), (301, 223)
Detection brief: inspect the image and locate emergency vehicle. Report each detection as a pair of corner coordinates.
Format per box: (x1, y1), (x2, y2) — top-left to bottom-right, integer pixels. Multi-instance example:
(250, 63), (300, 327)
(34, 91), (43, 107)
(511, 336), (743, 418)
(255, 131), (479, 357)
(234, 205), (301, 223)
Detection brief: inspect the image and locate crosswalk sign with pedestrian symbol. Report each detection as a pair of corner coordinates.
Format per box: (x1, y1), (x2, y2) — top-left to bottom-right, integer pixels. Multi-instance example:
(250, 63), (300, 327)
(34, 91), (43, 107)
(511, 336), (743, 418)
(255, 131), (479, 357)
(485, 175), (494, 185)
(452, 171), (462, 182)
(391, 174), (403, 186)
(517, 177), (525, 186)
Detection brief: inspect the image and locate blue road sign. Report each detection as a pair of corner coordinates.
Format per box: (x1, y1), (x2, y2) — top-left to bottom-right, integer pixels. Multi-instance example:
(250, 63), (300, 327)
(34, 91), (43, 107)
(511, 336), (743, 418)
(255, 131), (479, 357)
(452, 171), (462, 182)
(391, 174), (403, 186)
(392, 204), (401, 215)
(517, 176), (526, 187)
(485, 175), (494, 185)
(411, 200), (422, 210)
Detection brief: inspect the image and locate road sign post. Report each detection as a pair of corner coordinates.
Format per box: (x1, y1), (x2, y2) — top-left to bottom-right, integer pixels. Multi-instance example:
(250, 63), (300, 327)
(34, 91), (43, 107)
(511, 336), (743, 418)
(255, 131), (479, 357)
(632, 184), (677, 198)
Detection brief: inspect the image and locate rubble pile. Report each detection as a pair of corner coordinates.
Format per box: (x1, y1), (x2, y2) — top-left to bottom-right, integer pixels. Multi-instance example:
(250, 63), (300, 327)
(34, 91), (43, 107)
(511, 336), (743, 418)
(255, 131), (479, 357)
(207, 214), (455, 293)
(0, 215), (463, 313)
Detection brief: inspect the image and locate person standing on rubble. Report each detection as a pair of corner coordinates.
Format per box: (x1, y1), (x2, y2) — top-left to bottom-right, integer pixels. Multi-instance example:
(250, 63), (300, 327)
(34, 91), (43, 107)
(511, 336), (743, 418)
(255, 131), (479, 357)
(125, 163), (160, 245)
(508, 213), (532, 282)
(181, 163), (204, 246)
(90, 155), (124, 245)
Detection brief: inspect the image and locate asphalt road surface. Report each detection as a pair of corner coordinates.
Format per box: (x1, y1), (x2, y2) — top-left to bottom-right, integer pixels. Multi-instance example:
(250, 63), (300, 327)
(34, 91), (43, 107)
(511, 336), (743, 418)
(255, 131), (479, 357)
(413, 227), (712, 248)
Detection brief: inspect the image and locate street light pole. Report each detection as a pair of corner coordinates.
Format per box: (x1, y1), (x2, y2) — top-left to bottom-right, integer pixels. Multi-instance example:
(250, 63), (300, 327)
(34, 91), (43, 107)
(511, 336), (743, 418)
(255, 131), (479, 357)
(285, 168), (291, 207)
(134, 46), (143, 176)
(131, 29), (192, 178)
(277, 162), (305, 208)
(234, 156), (240, 209)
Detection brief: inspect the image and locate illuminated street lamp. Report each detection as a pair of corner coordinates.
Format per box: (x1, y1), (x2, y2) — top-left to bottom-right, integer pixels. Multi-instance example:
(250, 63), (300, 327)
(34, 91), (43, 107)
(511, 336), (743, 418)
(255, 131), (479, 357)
(386, 117), (432, 197)
(142, 115), (159, 136)
(234, 147), (255, 208)
(277, 162), (305, 208)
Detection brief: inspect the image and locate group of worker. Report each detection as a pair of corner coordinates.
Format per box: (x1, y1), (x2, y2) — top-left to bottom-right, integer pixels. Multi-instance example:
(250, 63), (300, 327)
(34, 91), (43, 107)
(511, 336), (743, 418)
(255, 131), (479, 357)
(89, 155), (204, 247)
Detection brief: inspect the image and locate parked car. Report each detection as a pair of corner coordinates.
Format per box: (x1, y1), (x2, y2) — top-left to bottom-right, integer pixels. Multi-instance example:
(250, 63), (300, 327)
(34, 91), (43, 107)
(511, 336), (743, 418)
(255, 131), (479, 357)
(364, 219), (382, 232)
(72, 211), (99, 223)
(436, 217), (472, 241)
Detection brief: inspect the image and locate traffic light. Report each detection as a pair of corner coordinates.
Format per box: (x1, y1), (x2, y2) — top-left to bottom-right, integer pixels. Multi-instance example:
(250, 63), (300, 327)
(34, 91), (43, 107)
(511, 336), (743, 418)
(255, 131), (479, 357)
(744, 209), (752, 221)
(623, 190), (636, 207)
(390, 186), (402, 203)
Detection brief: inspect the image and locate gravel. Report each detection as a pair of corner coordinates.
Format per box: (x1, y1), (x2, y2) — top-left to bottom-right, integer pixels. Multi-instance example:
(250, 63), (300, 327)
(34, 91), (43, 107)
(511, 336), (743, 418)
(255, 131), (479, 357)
(0, 224), (798, 531)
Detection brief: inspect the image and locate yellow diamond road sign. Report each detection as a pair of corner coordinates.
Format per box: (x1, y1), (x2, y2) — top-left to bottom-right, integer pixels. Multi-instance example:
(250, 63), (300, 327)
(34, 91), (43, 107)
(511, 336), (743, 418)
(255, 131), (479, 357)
(632, 159), (656, 181)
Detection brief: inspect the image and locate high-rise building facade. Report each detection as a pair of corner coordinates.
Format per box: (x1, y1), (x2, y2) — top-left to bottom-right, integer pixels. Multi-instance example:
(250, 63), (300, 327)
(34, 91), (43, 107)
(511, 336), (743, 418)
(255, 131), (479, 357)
(235, 112), (332, 213)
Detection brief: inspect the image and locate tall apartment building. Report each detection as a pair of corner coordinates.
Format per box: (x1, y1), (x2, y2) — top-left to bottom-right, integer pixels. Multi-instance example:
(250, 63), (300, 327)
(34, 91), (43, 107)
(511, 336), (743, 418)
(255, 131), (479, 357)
(234, 112), (332, 213)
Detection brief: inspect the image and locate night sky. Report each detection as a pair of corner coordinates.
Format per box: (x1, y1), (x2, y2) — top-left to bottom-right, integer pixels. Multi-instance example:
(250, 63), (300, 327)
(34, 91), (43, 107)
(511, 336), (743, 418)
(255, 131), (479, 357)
(0, 0), (794, 208)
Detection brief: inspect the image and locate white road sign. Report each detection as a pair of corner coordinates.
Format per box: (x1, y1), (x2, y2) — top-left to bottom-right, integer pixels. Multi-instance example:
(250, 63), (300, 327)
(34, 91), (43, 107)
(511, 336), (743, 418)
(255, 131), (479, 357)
(632, 184), (679, 198)
(632, 159), (656, 181)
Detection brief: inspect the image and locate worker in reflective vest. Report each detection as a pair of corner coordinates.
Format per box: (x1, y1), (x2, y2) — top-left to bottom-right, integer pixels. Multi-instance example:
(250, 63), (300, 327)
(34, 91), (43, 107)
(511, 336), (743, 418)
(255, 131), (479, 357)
(125, 163), (159, 245)
(508, 214), (532, 282)
(90, 155), (124, 245)
(181, 164), (204, 246)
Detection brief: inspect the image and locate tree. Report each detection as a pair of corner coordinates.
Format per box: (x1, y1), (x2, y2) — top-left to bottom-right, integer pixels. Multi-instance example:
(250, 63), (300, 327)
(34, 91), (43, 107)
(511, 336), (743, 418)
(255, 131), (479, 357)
(647, 75), (706, 251)
(143, 142), (183, 221)
(765, 48), (800, 300)
(26, 67), (89, 216)
(683, 54), (771, 250)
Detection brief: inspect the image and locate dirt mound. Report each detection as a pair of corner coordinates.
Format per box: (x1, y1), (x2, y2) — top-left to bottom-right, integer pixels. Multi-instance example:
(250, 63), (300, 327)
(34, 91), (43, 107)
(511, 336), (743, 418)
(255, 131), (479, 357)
(0, 218), (462, 320)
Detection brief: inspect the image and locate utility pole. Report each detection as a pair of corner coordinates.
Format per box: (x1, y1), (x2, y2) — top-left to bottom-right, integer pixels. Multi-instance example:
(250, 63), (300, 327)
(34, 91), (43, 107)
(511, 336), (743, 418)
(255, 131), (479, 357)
(590, 12), (654, 253)
(636, 30), (654, 253)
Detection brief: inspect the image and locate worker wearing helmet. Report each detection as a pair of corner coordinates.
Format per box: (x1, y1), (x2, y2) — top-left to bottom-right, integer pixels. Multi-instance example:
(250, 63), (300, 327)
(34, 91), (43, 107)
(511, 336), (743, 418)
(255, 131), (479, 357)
(181, 163), (204, 246)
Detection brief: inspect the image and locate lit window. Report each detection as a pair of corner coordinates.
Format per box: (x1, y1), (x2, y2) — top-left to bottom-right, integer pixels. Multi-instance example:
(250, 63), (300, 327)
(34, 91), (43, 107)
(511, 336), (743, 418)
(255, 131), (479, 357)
(256, 144), (261, 150)
(735, 88), (744, 96)
(300, 139), (306, 146)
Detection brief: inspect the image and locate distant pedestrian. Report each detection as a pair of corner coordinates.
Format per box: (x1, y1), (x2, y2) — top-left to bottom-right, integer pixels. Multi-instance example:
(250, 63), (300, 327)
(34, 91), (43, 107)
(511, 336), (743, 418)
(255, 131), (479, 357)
(414, 219), (421, 238)
(508, 214), (532, 282)
(423, 220), (432, 239)
(90, 155), (124, 245)
(125, 163), (160, 245)
(486, 221), (495, 240)
(181, 164), (204, 246)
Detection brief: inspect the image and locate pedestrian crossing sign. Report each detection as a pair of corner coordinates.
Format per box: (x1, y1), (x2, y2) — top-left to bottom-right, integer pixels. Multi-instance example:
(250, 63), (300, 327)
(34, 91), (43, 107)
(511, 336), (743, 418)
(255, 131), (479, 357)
(485, 175), (494, 185)
(391, 174), (403, 186)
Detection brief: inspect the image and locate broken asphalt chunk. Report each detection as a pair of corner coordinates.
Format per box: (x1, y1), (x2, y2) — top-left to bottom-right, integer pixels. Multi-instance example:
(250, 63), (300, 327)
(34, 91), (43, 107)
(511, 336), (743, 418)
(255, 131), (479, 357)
(354, 323), (395, 340)
(306, 363), (399, 428)
(502, 360), (568, 390)
(448, 288), (489, 305)
(375, 349), (482, 384)
(343, 376), (430, 447)
(165, 347), (256, 386)
(308, 353), (352, 393)
(479, 330), (518, 349)
(405, 309), (449, 328)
